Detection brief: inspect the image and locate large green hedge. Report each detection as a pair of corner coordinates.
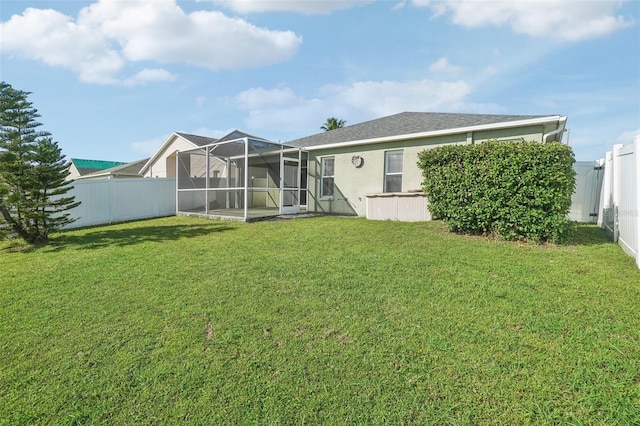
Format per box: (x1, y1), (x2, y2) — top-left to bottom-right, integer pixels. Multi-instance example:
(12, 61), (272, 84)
(417, 140), (576, 242)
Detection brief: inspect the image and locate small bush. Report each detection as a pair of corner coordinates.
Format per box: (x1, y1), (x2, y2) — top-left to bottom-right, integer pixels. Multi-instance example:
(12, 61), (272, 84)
(417, 140), (576, 242)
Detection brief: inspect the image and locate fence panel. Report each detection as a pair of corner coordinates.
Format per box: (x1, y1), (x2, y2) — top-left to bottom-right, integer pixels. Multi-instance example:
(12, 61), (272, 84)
(616, 143), (638, 261)
(64, 178), (176, 229)
(599, 137), (640, 268)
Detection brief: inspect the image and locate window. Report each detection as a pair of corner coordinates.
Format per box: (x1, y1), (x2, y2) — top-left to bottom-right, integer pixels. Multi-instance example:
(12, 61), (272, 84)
(321, 157), (334, 197)
(384, 150), (403, 193)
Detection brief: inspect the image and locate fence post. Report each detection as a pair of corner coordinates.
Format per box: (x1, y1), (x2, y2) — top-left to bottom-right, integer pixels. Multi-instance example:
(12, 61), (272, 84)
(108, 178), (113, 224)
(612, 144), (624, 242)
(614, 205), (619, 243)
(635, 135), (640, 269)
(599, 151), (612, 228)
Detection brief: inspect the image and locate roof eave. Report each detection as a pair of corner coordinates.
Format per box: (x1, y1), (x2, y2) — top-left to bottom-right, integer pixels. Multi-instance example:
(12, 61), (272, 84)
(75, 172), (143, 180)
(301, 115), (566, 151)
(139, 132), (195, 175)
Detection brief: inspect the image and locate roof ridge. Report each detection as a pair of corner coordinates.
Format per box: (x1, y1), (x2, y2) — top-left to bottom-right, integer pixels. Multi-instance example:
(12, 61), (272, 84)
(287, 111), (563, 148)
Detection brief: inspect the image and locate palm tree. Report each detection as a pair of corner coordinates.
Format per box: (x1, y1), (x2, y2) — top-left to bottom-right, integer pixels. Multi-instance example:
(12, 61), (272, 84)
(321, 117), (346, 131)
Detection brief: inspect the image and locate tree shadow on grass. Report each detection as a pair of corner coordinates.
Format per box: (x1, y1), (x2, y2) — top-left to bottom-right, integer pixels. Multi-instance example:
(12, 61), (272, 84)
(2, 221), (236, 253)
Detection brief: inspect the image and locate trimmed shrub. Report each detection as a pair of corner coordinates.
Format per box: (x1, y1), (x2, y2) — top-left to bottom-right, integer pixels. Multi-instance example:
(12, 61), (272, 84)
(417, 140), (576, 242)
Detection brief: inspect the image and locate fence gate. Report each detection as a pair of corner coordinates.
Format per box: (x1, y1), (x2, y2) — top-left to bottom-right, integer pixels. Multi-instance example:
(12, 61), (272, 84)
(570, 161), (604, 223)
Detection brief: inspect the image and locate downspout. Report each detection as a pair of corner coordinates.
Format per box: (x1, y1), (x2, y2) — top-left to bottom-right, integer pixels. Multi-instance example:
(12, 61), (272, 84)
(543, 116), (568, 143)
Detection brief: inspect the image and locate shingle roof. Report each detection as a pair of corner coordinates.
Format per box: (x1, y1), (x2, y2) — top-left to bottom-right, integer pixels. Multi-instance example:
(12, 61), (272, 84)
(98, 158), (148, 175)
(175, 130), (269, 147)
(286, 112), (555, 148)
(175, 132), (218, 146)
(216, 129), (270, 143)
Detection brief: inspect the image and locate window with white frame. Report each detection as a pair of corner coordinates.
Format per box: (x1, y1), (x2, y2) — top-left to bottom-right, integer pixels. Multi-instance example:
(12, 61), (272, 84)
(321, 157), (335, 198)
(384, 150), (403, 193)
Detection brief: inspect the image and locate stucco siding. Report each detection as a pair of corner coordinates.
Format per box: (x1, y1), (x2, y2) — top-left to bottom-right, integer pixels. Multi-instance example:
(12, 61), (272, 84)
(143, 137), (197, 178)
(304, 126), (549, 218)
(66, 164), (81, 181)
(473, 124), (545, 143)
(306, 134), (468, 216)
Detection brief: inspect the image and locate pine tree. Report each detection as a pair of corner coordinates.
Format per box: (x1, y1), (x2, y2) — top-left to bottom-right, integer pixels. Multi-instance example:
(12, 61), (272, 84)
(0, 82), (79, 244)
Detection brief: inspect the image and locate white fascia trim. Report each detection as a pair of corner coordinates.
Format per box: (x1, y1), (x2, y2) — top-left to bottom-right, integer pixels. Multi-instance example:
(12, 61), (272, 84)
(75, 172), (141, 180)
(139, 132), (195, 175)
(303, 115), (566, 151)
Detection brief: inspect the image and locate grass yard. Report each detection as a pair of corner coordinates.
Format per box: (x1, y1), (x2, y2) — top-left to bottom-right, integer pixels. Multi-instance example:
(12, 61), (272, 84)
(1, 216), (639, 424)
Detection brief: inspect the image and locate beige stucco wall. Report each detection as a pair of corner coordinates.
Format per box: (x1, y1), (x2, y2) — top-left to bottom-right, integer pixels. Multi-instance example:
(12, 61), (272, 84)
(306, 133), (467, 216)
(473, 124), (545, 143)
(143, 136), (198, 178)
(66, 163), (81, 181)
(305, 125), (548, 217)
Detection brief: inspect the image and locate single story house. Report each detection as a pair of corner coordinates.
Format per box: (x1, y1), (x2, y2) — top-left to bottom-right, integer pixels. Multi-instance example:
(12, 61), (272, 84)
(140, 130), (262, 178)
(169, 111), (567, 222)
(66, 158), (128, 181)
(75, 158), (149, 180)
(287, 112), (567, 220)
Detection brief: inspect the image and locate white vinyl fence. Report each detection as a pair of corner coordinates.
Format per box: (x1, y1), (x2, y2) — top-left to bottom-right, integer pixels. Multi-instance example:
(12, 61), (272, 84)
(569, 161), (604, 223)
(599, 136), (640, 268)
(63, 178), (176, 229)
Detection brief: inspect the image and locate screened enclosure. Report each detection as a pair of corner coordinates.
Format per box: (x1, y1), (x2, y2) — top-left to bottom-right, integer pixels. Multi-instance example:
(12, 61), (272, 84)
(176, 137), (306, 221)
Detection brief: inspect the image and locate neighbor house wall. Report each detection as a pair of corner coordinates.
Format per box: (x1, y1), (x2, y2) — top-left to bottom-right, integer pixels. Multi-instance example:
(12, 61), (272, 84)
(143, 136), (197, 178)
(66, 163), (82, 181)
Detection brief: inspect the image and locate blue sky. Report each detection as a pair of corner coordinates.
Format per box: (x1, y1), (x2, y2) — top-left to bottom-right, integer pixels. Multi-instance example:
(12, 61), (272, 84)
(1, 0), (638, 162)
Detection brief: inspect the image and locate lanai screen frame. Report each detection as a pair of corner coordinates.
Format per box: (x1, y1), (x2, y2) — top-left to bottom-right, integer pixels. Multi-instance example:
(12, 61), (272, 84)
(176, 136), (305, 221)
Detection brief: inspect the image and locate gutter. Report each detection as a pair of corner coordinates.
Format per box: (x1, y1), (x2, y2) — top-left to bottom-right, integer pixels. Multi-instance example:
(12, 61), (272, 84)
(300, 115), (566, 151)
(542, 116), (568, 143)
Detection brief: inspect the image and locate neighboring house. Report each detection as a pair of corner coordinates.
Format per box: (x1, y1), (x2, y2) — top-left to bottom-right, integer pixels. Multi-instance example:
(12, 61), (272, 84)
(75, 158), (149, 180)
(286, 112), (568, 220)
(140, 132), (218, 178)
(66, 158), (128, 181)
(140, 130), (262, 178)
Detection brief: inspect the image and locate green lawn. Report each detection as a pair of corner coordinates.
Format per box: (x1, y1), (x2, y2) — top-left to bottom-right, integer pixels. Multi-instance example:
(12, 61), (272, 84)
(1, 216), (639, 424)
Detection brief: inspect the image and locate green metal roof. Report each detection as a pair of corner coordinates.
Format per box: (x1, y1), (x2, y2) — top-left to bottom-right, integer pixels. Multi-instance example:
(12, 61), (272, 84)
(71, 159), (127, 170)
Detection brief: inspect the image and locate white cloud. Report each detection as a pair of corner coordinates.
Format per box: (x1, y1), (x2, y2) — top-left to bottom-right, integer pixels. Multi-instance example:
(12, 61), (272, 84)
(613, 129), (640, 146)
(413, 0), (634, 41)
(429, 57), (462, 74)
(196, 96), (206, 107)
(235, 87), (298, 109)
(0, 0), (302, 85)
(188, 127), (231, 139)
(393, 2), (408, 11)
(123, 69), (176, 86)
(0, 8), (123, 84)
(131, 135), (167, 156)
(209, 0), (372, 15)
(232, 78), (496, 139)
(329, 79), (472, 116)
